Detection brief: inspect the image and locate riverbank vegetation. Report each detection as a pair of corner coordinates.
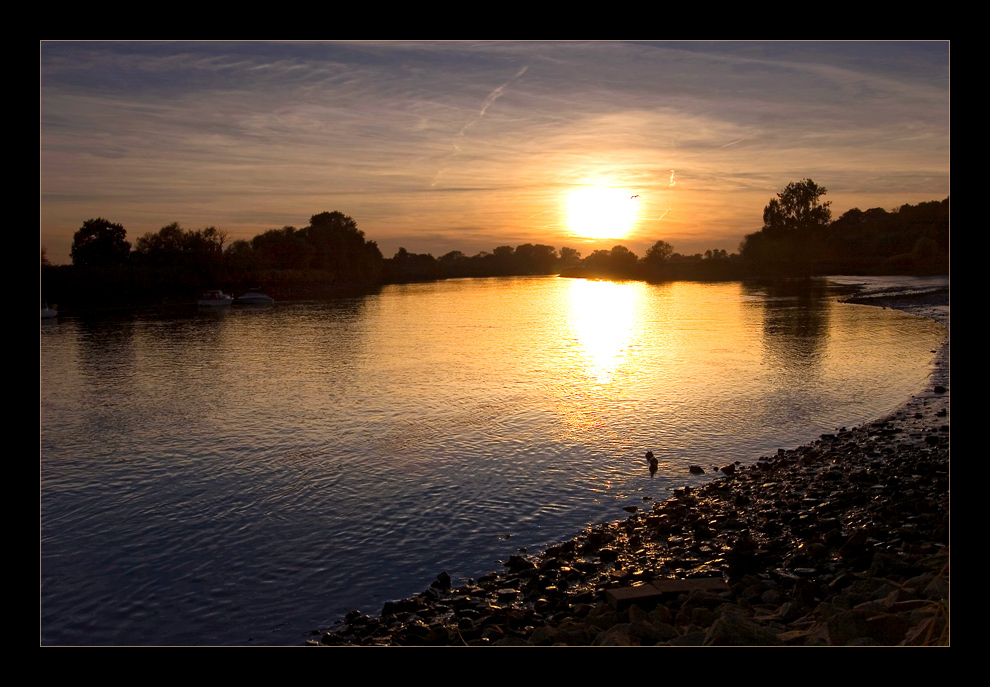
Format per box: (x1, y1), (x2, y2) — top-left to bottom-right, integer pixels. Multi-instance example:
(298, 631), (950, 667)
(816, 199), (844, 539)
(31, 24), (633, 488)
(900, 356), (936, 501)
(738, 180), (948, 278)
(41, 181), (948, 311)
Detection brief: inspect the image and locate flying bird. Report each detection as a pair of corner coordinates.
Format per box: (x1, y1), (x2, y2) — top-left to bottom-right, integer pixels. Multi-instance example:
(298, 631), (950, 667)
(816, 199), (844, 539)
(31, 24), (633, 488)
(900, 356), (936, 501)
(630, 194), (641, 199)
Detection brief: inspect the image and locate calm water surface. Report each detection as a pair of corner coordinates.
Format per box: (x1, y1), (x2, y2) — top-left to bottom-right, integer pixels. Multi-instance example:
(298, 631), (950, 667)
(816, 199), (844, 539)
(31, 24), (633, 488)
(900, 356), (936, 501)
(40, 276), (946, 645)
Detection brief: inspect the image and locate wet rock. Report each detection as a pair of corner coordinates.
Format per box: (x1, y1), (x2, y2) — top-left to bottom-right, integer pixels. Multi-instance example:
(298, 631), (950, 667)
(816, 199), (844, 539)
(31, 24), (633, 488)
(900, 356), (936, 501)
(430, 571), (451, 590)
(380, 597), (421, 617)
(593, 623), (637, 646)
(667, 630), (708, 646)
(504, 554), (536, 574)
(703, 608), (783, 646)
(826, 609), (872, 646)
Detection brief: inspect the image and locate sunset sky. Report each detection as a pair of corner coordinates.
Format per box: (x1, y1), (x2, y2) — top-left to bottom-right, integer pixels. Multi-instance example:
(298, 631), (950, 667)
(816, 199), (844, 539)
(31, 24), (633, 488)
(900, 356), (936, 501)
(40, 41), (950, 265)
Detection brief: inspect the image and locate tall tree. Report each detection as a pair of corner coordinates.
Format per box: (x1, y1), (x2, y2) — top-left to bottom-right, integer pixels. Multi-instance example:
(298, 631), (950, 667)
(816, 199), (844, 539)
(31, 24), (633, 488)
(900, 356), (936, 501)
(133, 222), (185, 267)
(302, 211), (383, 281)
(609, 245), (639, 274)
(644, 240), (674, 264)
(763, 178), (831, 237)
(559, 246), (581, 268)
(70, 218), (130, 268)
(252, 226), (308, 270)
(742, 179), (832, 276)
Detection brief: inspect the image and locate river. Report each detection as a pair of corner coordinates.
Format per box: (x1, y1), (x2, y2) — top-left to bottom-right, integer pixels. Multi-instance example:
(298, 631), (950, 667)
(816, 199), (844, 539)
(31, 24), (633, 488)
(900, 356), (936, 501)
(39, 275), (946, 645)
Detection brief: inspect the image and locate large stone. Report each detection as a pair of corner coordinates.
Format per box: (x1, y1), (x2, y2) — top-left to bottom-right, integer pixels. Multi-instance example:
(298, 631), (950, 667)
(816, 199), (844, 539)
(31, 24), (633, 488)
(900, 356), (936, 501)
(667, 630), (708, 646)
(594, 623), (635, 646)
(505, 554), (536, 573)
(431, 571), (451, 590)
(826, 609), (871, 646)
(651, 577), (729, 596)
(703, 609), (783, 646)
(381, 597), (420, 616)
(606, 584), (664, 611)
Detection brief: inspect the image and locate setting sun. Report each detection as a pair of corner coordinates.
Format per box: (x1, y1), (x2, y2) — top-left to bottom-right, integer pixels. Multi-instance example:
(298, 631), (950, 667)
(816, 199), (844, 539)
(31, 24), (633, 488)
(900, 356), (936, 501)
(566, 187), (640, 240)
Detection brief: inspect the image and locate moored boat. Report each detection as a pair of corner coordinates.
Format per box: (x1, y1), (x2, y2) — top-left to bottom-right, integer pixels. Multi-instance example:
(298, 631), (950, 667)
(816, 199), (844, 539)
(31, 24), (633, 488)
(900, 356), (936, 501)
(197, 290), (233, 307)
(236, 288), (274, 305)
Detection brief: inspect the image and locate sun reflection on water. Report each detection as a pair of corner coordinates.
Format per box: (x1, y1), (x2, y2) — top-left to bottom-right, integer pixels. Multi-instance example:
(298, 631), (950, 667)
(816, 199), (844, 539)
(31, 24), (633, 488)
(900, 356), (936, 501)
(565, 278), (640, 385)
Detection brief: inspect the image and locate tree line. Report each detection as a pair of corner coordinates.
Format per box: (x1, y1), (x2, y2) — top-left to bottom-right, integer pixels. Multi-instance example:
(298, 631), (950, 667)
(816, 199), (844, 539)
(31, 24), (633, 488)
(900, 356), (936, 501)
(738, 179), (948, 277)
(41, 180), (948, 310)
(44, 211), (387, 309)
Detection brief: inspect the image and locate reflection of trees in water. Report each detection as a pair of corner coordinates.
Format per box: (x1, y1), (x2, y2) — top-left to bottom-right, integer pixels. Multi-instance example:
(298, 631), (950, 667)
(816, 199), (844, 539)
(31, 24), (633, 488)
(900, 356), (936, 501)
(745, 279), (832, 373)
(63, 317), (146, 453)
(58, 299), (380, 462)
(76, 316), (137, 378)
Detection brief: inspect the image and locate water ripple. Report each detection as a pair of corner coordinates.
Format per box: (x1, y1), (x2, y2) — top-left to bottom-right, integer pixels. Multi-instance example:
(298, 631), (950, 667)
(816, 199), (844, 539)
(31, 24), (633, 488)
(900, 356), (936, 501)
(40, 276), (945, 644)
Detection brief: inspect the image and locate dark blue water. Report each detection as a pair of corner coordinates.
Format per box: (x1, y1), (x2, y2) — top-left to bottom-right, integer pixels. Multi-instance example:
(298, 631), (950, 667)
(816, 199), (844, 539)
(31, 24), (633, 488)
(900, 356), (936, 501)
(39, 276), (946, 644)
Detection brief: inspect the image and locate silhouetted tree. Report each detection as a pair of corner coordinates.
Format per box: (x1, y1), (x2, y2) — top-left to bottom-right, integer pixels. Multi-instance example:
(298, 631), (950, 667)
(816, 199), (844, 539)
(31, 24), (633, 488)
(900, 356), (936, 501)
(133, 222), (185, 266)
(741, 179), (832, 276)
(644, 240), (674, 265)
(71, 218), (130, 268)
(822, 198), (948, 274)
(131, 222), (229, 281)
(222, 239), (255, 274)
(490, 245), (515, 275)
(385, 247), (438, 281)
(438, 250), (469, 278)
(763, 179), (831, 238)
(252, 226), (309, 270)
(300, 211), (383, 284)
(192, 226), (229, 257)
(566, 245), (641, 278)
(742, 182), (948, 276)
(559, 246), (581, 268)
(609, 245), (639, 275)
(513, 243), (557, 274)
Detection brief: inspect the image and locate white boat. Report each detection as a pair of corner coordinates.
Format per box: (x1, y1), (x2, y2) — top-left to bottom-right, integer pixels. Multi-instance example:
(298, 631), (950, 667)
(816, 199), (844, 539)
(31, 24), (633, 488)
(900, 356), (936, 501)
(236, 288), (274, 305)
(41, 304), (57, 319)
(197, 290), (234, 307)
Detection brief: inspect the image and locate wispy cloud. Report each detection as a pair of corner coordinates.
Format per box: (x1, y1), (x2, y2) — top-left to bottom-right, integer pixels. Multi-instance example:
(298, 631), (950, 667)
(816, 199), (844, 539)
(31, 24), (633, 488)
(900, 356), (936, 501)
(40, 41), (949, 262)
(432, 64), (529, 187)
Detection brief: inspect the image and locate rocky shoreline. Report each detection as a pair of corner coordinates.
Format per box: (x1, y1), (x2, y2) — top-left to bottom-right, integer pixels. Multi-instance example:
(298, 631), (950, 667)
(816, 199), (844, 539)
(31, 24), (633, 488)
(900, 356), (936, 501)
(313, 285), (949, 646)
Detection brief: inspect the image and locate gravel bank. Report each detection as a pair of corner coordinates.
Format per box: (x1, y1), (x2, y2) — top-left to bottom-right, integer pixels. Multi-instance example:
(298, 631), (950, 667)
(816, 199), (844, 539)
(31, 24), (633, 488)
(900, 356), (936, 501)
(314, 285), (949, 646)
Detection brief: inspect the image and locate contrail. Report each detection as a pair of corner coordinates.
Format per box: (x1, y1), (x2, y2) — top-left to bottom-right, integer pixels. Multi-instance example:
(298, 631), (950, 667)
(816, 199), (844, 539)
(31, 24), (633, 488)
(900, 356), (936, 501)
(478, 66), (528, 118)
(457, 65), (528, 138)
(432, 66), (529, 187)
(681, 137), (747, 160)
